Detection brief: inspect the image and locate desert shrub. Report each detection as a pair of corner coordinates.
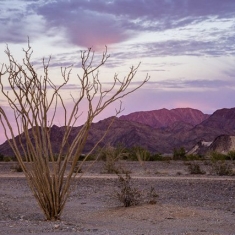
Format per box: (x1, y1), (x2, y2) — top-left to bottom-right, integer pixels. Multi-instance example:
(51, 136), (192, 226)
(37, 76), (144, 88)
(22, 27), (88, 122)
(173, 147), (186, 160)
(100, 144), (128, 174)
(126, 146), (151, 161)
(11, 163), (23, 172)
(162, 155), (172, 162)
(115, 172), (158, 207)
(116, 172), (141, 207)
(136, 147), (151, 161)
(0, 153), (4, 161)
(227, 151), (235, 160)
(210, 161), (234, 176)
(187, 162), (205, 175)
(127, 146), (148, 161)
(79, 154), (95, 161)
(122, 147), (165, 162)
(73, 164), (83, 174)
(186, 154), (204, 161)
(149, 153), (163, 161)
(3, 156), (12, 162)
(124, 147), (137, 161)
(146, 186), (159, 204)
(210, 151), (229, 161)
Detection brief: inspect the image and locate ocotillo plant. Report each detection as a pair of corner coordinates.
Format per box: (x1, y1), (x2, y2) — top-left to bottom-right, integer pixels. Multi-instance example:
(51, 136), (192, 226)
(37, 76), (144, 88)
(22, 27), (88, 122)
(0, 40), (149, 220)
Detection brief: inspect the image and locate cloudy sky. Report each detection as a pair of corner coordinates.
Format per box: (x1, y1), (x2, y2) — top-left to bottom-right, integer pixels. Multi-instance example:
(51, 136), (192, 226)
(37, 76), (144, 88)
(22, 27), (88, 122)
(0, 0), (235, 143)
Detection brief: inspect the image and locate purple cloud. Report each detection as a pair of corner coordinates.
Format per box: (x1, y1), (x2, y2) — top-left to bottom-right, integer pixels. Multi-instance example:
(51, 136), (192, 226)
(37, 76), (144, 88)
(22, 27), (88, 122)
(1, 0), (235, 51)
(29, 0), (133, 48)
(29, 0), (235, 49)
(138, 78), (235, 92)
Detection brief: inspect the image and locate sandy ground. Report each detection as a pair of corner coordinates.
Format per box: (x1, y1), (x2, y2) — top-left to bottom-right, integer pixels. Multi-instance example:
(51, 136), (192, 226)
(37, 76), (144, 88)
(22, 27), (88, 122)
(1, 161), (235, 235)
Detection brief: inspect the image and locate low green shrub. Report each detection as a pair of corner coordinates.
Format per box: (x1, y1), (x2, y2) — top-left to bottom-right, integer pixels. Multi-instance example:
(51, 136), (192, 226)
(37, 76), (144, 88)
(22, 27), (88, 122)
(210, 151), (229, 161)
(128, 146), (151, 161)
(173, 147), (186, 160)
(227, 151), (235, 160)
(125, 146), (156, 161)
(3, 156), (12, 162)
(186, 154), (204, 161)
(149, 153), (163, 161)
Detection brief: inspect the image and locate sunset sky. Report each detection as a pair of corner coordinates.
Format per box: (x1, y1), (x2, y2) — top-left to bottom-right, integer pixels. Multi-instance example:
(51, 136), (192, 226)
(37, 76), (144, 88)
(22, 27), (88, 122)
(0, 0), (235, 143)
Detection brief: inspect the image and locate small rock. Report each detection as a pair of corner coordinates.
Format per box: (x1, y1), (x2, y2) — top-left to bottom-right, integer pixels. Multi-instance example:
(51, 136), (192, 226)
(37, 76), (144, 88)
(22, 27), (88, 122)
(54, 224), (60, 229)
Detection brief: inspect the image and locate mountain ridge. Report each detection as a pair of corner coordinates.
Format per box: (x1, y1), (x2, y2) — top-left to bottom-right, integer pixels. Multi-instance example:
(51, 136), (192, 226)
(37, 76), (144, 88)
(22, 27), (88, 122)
(119, 107), (210, 128)
(0, 107), (235, 156)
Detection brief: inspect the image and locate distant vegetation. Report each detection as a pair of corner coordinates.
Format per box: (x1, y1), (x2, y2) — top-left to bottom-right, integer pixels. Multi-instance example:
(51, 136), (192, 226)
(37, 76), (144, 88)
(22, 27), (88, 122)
(1, 146), (235, 163)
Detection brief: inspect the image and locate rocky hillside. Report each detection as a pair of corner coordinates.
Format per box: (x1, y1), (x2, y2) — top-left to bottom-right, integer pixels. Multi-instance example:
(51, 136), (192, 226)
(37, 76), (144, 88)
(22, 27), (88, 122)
(209, 135), (235, 153)
(188, 135), (235, 156)
(0, 107), (235, 156)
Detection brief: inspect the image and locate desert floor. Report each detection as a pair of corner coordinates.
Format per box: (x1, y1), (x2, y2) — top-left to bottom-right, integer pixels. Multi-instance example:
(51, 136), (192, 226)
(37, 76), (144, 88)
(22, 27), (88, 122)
(1, 161), (235, 235)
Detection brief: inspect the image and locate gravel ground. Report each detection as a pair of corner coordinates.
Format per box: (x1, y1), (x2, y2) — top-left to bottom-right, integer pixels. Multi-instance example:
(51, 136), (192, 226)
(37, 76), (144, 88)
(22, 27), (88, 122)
(1, 161), (235, 235)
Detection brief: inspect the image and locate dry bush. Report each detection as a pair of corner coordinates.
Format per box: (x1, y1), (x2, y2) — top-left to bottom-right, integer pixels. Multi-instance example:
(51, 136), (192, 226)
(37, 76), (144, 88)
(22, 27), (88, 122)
(187, 162), (206, 175)
(11, 163), (23, 172)
(146, 186), (159, 204)
(210, 161), (234, 176)
(115, 172), (158, 207)
(115, 172), (141, 207)
(100, 144), (128, 174)
(3, 156), (12, 162)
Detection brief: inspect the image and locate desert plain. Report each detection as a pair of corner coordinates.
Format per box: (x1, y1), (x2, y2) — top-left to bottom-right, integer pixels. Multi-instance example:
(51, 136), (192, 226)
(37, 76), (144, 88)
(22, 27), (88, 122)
(0, 160), (235, 235)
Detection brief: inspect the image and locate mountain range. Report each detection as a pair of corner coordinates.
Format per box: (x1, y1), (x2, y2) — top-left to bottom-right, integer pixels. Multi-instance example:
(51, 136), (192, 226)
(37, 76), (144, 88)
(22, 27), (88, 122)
(0, 107), (235, 156)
